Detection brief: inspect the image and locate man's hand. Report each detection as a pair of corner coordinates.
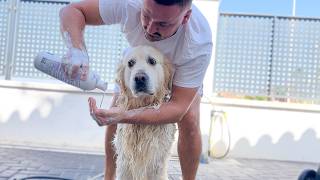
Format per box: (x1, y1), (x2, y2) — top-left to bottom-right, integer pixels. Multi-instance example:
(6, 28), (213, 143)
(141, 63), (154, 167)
(88, 97), (124, 126)
(62, 47), (89, 80)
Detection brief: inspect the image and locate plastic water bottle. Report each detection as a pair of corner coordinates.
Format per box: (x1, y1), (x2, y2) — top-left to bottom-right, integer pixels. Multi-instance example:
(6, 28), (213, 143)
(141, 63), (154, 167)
(34, 52), (107, 91)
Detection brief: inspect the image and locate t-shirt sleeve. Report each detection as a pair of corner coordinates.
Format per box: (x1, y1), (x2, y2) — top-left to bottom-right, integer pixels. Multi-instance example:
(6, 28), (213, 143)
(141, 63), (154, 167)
(173, 52), (212, 88)
(99, 0), (141, 33)
(98, 0), (127, 25)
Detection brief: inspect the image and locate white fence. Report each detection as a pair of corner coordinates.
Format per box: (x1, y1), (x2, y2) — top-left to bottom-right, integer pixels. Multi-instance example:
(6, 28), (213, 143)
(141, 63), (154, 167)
(214, 13), (320, 101)
(0, 0), (128, 83)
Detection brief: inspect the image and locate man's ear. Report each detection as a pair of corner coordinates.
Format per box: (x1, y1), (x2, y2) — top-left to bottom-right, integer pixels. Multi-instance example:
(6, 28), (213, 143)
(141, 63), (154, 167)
(182, 9), (192, 25)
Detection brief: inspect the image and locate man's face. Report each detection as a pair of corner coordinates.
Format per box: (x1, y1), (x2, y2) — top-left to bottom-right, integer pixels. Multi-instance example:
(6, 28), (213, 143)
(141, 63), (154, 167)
(141, 0), (191, 42)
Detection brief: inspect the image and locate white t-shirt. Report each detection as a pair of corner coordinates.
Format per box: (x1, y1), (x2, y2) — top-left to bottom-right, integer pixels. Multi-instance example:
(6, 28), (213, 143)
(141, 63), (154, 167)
(99, 0), (213, 92)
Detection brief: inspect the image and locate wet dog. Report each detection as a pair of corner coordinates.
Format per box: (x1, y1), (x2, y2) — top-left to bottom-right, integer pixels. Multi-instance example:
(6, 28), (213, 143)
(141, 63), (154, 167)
(114, 45), (176, 180)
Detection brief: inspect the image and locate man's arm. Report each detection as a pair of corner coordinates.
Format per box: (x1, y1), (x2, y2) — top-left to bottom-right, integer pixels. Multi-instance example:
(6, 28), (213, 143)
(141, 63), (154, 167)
(121, 85), (198, 124)
(89, 85), (199, 125)
(59, 0), (104, 49)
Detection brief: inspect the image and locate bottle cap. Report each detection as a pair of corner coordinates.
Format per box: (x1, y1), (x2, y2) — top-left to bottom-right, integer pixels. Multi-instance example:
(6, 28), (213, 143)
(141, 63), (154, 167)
(96, 80), (108, 91)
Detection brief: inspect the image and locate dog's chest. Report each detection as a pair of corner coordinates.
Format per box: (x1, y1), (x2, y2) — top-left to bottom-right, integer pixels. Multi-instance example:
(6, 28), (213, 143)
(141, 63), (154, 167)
(114, 124), (176, 159)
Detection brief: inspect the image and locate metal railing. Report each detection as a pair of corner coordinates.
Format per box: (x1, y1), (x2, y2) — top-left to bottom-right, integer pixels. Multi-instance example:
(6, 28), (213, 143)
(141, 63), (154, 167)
(214, 13), (320, 101)
(0, 0), (128, 83)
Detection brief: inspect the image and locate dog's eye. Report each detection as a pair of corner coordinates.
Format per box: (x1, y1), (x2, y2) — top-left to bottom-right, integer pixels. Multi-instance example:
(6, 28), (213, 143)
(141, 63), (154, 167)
(147, 57), (157, 66)
(128, 59), (136, 68)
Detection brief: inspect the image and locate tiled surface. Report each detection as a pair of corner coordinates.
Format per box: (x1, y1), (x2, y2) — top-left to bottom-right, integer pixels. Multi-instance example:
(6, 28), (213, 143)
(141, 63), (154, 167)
(0, 146), (318, 180)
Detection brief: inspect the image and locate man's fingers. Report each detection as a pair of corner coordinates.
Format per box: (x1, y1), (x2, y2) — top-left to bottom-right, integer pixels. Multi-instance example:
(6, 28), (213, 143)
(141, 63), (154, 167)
(88, 97), (92, 113)
(80, 66), (89, 80)
(88, 97), (110, 126)
(71, 65), (80, 79)
(88, 97), (97, 114)
(91, 112), (103, 126)
(91, 99), (97, 114)
(94, 109), (108, 117)
(88, 98), (121, 126)
(80, 73), (87, 81)
(88, 97), (105, 126)
(93, 111), (112, 126)
(62, 63), (70, 78)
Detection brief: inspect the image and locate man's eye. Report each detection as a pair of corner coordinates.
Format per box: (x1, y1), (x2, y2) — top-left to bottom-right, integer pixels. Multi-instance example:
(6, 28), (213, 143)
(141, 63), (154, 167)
(128, 59), (136, 68)
(159, 23), (169, 27)
(142, 12), (149, 19)
(147, 57), (157, 66)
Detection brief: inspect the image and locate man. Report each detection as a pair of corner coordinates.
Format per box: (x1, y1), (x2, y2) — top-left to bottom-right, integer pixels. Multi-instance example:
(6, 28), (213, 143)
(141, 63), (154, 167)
(60, 0), (212, 179)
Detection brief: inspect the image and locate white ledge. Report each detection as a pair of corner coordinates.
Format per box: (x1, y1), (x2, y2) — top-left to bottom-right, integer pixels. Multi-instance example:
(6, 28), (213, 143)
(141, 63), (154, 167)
(0, 79), (114, 95)
(202, 96), (320, 113)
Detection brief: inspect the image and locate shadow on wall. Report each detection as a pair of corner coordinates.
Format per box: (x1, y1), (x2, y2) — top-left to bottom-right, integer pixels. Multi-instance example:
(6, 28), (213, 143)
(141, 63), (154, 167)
(0, 89), (107, 152)
(231, 128), (320, 163)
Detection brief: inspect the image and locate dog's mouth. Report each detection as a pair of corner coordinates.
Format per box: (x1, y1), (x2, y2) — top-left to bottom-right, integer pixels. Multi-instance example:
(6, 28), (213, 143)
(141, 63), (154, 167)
(134, 81), (154, 96)
(132, 72), (154, 96)
(134, 91), (154, 97)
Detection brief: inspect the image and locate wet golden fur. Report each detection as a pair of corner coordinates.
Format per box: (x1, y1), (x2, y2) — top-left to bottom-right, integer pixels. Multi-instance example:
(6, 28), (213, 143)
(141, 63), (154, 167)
(113, 46), (176, 180)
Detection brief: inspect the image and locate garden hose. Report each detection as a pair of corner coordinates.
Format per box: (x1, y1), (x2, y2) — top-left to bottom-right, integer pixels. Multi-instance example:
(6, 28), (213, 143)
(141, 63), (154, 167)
(208, 110), (231, 159)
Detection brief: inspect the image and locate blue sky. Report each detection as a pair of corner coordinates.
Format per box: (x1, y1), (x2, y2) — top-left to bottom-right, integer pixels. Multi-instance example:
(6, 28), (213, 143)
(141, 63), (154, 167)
(219, 0), (320, 18)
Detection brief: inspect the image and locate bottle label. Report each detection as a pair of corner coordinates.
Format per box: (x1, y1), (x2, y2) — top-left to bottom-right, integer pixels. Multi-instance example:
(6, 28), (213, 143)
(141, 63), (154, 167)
(39, 57), (81, 88)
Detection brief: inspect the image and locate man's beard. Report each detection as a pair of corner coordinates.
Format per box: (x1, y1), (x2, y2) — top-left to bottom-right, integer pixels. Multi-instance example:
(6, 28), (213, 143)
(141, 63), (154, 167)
(144, 31), (163, 42)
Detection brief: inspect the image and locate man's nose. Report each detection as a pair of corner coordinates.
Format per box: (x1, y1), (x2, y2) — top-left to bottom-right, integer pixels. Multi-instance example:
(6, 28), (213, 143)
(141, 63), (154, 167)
(146, 22), (157, 34)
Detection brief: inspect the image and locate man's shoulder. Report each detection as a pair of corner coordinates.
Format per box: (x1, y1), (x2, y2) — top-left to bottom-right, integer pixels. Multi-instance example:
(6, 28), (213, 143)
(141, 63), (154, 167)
(98, 0), (142, 26)
(185, 4), (212, 45)
(127, 0), (142, 10)
(177, 4), (212, 59)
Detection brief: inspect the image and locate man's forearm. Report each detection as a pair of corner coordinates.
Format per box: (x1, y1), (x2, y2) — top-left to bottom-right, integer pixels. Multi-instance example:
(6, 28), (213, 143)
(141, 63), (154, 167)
(59, 4), (86, 49)
(89, 86), (199, 126)
(119, 86), (199, 125)
(120, 101), (185, 125)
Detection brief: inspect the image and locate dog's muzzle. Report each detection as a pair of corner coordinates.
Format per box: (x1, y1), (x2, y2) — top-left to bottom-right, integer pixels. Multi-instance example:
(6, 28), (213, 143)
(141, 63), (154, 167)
(134, 72), (149, 93)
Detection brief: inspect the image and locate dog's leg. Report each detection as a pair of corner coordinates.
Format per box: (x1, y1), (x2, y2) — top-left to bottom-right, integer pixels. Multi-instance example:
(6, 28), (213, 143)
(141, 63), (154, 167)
(115, 160), (133, 180)
(146, 162), (169, 180)
(114, 126), (133, 180)
(147, 171), (168, 180)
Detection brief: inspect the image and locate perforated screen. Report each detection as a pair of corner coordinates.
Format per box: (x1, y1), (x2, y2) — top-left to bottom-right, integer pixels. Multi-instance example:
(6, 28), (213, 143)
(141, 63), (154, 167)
(13, 0), (128, 83)
(214, 14), (273, 96)
(13, 0), (68, 79)
(0, 0), (8, 76)
(85, 25), (129, 83)
(214, 13), (320, 100)
(271, 17), (320, 99)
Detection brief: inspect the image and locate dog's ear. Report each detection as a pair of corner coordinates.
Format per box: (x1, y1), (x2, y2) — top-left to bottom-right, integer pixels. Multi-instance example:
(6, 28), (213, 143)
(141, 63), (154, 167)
(163, 57), (173, 92)
(115, 62), (127, 94)
(115, 61), (130, 109)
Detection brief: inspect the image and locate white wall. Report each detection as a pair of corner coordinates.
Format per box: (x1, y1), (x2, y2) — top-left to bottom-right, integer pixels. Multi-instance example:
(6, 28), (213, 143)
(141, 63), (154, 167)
(0, 80), (109, 153)
(2, 79), (320, 163)
(206, 98), (320, 163)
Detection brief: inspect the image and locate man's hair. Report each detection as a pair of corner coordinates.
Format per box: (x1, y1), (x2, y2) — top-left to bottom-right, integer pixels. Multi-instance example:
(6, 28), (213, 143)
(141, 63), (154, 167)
(153, 0), (192, 8)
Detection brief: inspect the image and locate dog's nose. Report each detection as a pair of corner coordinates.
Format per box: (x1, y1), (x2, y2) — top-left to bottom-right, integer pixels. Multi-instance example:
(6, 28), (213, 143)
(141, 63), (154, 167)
(134, 72), (149, 92)
(134, 72), (148, 84)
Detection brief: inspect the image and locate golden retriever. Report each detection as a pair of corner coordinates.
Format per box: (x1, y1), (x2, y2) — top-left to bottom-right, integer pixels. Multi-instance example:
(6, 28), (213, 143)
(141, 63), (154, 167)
(113, 45), (176, 180)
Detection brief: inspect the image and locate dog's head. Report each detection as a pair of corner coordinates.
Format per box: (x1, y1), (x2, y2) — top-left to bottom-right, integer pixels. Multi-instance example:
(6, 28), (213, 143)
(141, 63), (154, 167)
(116, 46), (172, 105)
